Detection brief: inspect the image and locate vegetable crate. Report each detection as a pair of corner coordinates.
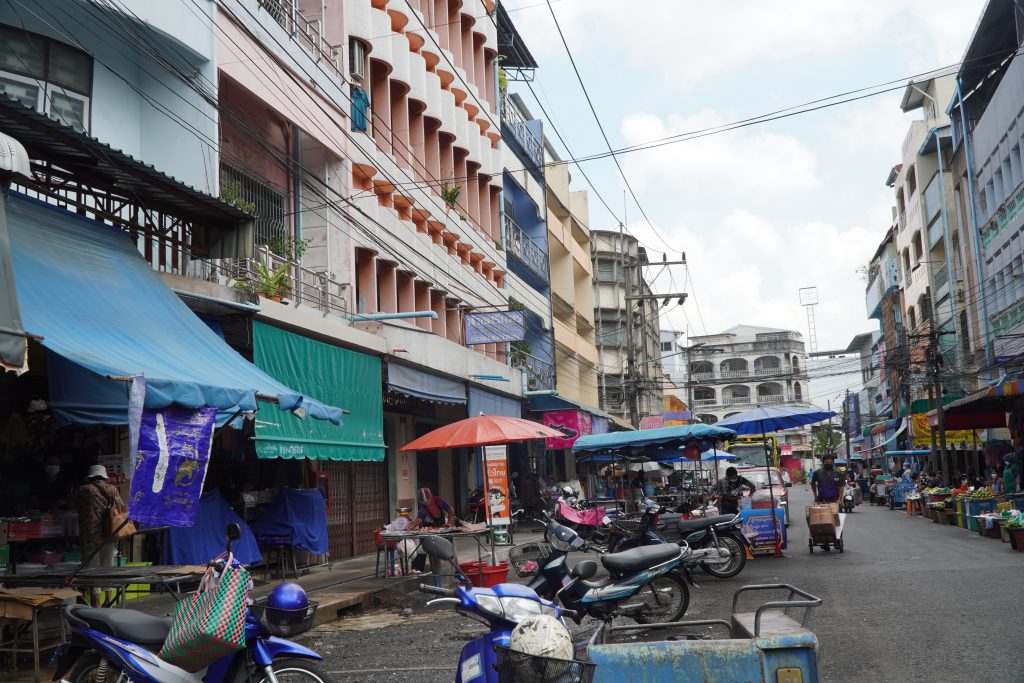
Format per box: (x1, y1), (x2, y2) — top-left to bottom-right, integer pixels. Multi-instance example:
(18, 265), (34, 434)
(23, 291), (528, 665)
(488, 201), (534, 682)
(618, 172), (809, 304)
(965, 500), (996, 531)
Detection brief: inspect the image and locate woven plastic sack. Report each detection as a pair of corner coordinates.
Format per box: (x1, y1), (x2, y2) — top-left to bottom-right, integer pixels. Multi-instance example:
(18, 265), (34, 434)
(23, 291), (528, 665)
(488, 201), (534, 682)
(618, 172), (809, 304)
(159, 554), (249, 671)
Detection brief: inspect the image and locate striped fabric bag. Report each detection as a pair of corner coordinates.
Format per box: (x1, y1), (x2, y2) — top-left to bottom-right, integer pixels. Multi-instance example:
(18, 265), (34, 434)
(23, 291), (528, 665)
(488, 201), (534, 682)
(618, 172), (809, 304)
(159, 554), (249, 671)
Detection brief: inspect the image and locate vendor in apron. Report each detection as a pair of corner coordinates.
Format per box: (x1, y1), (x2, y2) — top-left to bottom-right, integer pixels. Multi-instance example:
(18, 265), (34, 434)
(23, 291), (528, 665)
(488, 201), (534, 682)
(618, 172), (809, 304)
(811, 455), (842, 504)
(408, 488), (456, 585)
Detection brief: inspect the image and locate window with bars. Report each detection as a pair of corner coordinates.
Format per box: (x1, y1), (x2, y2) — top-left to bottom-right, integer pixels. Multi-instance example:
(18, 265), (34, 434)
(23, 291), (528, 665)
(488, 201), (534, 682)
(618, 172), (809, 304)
(219, 162), (289, 247)
(596, 259), (623, 283)
(0, 24), (92, 132)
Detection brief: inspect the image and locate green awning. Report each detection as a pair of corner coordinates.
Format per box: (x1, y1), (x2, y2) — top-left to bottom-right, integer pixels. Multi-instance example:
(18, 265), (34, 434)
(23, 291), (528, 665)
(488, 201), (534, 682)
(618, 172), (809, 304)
(252, 322), (384, 461)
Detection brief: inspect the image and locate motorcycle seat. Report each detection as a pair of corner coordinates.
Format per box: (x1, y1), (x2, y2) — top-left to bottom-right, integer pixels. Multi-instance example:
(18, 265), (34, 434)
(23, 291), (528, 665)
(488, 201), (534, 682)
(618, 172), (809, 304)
(601, 544), (679, 574)
(676, 515), (735, 532)
(73, 607), (173, 647)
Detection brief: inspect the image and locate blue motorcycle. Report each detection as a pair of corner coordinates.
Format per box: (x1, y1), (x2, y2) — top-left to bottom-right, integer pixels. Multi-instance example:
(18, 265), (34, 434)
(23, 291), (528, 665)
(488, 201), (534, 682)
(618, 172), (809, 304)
(527, 518), (692, 625)
(54, 525), (326, 683)
(416, 535), (581, 683)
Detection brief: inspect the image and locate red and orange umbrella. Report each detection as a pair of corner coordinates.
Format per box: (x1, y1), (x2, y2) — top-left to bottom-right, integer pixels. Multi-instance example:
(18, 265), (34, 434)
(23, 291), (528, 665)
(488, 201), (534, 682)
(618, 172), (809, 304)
(399, 414), (565, 451)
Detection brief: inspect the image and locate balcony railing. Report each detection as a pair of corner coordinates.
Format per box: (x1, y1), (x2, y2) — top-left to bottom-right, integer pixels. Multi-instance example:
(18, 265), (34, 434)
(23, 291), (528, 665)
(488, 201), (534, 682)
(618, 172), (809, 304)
(499, 88), (543, 169)
(505, 214), (549, 280)
(720, 369), (749, 379)
(757, 394), (785, 404)
(690, 372), (714, 382)
(693, 398), (718, 407)
(725, 395), (752, 405)
(220, 162), (289, 247)
(755, 366), (782, 376)
(258, 0), (342, 80)
(513, 353), (555, 391)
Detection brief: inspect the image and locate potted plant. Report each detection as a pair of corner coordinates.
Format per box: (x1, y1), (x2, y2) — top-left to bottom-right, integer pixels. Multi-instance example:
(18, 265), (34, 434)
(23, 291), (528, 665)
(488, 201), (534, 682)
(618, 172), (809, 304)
(251, 261), (292, 302)
(440, 181), (462, 221)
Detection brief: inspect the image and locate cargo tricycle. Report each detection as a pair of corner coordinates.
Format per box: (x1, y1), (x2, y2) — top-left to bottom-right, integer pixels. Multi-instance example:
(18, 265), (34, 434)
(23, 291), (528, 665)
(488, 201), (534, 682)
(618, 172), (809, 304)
(587, 584), (822, 683)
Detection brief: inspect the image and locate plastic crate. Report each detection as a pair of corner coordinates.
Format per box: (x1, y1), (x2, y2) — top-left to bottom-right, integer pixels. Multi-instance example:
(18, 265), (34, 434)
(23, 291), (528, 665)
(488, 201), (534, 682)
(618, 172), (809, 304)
(507, 542), (551, 578)
(493, 646), (595, 683)
(965, 499), (996, 531)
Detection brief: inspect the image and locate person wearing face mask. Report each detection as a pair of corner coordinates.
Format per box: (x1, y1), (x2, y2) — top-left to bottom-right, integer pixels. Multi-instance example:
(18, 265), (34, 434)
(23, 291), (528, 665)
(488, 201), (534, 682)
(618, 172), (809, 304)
(34, 454), (71, 507)
(714, 467), (756, 515)
(811, 455), (843, 504)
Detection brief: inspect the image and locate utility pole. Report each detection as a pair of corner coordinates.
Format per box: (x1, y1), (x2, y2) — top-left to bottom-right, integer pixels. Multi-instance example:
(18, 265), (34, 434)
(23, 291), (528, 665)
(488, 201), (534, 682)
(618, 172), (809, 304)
(620, 221), (639, 428)
(843, 389), (852, 464)
(826, 399), (834, 456)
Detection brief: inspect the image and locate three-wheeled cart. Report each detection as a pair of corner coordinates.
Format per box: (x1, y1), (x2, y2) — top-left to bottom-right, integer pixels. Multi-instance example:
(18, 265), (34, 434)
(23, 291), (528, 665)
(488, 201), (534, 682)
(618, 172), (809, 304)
(587, 584), (823, 683)
(806, 504), (846, 553)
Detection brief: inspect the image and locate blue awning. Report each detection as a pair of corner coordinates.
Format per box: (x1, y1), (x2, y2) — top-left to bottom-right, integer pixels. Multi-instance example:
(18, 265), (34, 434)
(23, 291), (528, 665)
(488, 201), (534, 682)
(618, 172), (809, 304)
(8, 195), (342, 425)
(572, 424), (737, 455)
(387, 362), (466, 404)
(468, 386), (520, 417)
(527, 394), (610, 420)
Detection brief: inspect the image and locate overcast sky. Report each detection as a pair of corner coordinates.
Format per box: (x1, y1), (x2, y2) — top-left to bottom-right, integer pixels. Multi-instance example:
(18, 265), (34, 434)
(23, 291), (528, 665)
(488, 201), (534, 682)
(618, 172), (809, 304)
(507, 0), (987, 406)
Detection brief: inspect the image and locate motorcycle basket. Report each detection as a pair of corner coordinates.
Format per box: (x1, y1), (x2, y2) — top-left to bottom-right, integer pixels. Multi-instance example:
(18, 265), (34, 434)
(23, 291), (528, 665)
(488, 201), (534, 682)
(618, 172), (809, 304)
(493, 646), (595, 683)
(507, 542), (552, 578)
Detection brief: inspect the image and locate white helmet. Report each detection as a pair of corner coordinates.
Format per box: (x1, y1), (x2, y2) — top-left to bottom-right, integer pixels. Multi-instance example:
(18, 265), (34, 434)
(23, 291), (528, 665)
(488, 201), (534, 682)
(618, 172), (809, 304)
(509, 613), (574, 661)
(561, 486), (575, 498)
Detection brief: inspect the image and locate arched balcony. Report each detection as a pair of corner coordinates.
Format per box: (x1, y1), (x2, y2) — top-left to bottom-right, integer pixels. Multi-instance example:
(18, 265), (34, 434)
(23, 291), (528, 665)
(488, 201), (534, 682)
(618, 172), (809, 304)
(692, 387), (716, 408)
(791, 356), (800, 374)
(754, 355), (781, 376)
(756, 382), (784, 405)
(690, 360), (714, 381)
(723, 385), (751, 406)
(793, 381), (803, 402)
(720, 358), (748, 379)
(697, 413), (718, 424)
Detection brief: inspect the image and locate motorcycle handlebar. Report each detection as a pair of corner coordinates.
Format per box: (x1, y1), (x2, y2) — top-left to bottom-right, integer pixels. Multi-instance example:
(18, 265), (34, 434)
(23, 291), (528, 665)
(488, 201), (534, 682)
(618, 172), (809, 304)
(419, 584), (457, 597)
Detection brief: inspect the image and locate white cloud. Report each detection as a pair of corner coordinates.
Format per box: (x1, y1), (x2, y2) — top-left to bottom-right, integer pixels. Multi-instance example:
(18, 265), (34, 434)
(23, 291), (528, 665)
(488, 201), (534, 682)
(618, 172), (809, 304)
(619, 109), (821, 205)
(511, 1), (986, 90)
(630, 210), (879, 353)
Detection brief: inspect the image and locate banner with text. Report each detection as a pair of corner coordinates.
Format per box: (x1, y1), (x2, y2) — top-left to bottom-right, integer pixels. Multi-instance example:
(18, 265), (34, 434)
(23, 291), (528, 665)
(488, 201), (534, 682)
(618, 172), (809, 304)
(483, 445), (510, 526)
(543, 409), (592, 449)
(464, 310), (525, 345)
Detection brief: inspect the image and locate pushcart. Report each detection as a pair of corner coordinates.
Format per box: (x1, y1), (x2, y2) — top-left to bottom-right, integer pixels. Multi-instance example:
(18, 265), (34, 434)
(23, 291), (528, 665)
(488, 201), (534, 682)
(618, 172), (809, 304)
(888, 481), (914, 510)
(807, 510), (846, 553)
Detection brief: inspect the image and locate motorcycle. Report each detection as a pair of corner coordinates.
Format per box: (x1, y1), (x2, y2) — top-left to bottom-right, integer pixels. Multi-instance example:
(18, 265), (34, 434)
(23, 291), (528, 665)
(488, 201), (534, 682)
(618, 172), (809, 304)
(543, 499), (613, 548)
(465, 487), (485, 523)
(529, 518), (693, 625)
(611, 502), (751, 580)
(842, 485), (857, 514)
(54, 524), (326, 683)
(417, 535), (571, 683)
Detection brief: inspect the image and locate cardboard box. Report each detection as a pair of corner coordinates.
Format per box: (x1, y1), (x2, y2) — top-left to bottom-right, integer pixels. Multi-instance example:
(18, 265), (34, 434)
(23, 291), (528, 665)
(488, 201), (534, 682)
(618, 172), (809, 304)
(0, 588), (80, 621)
(806, 505), (836, 528)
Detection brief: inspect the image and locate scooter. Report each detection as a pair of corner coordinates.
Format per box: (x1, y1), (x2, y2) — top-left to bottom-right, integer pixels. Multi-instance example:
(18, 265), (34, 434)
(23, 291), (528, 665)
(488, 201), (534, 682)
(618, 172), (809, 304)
(465, 487), (485, 523)
(54, 524), (325, 683)
(544, 499), (612, 548)
(842, 485), (857, 514)
(612, 502), (752, 580)
(417, 535), (567, 683)
(529, 518), (693, 625)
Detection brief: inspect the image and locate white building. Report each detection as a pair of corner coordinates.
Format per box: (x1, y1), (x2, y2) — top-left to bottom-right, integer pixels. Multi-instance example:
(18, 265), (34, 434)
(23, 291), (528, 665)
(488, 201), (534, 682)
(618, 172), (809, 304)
(660, 329), (686, 404)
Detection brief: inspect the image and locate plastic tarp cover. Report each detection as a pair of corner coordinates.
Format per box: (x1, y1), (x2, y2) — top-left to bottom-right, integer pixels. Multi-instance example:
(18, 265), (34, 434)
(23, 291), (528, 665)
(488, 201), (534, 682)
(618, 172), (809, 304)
(160, 491), (262, 566)
(387, 362), (466, 404)
(6, 195), (341, 424)
(250, 489), (328, 554)
(468, 386), (520, 418)
(252, 322), (384, 461)
(572, 424), (737, 454)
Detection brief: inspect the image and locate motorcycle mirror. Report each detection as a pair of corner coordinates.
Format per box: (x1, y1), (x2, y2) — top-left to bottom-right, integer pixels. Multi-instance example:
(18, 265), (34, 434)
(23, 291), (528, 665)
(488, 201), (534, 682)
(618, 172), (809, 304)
(226, 523), (241, 542)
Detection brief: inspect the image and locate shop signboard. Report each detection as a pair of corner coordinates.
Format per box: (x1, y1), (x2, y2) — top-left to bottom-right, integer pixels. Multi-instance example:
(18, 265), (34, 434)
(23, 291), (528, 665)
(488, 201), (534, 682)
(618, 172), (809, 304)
(780, 445), (793, 456)
(543, 409), (592, 449)
(909, 414), (976, 448)
(464, 310), (525, 345)
(739, 507), (787, 555)
(639, 416), (663, 430)
(127, 376), (217, 527)
(483, 445), (510, 526)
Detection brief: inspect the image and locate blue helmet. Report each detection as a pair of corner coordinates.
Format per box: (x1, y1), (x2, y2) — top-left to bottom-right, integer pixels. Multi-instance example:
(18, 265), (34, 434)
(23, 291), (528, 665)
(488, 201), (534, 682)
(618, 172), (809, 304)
(267, 582), (309, 612)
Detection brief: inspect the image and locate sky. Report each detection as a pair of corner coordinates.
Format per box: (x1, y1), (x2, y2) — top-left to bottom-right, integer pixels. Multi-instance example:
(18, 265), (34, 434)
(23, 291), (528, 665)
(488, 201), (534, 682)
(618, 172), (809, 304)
(504, 0), (988, 406)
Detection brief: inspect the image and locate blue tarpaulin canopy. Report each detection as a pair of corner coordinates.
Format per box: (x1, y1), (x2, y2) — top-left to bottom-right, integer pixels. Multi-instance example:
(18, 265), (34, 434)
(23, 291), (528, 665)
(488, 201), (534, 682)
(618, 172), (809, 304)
(250, 489), (328, 554)
(716, 405), (836, 435)
(572, 424), (736, 457)
(7, 195), (342, 425)
(161, 491), (262, 566)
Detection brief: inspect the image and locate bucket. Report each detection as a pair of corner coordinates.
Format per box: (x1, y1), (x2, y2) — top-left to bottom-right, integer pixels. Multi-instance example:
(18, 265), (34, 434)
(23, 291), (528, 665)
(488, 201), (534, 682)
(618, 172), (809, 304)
(459, 560), (509, 588)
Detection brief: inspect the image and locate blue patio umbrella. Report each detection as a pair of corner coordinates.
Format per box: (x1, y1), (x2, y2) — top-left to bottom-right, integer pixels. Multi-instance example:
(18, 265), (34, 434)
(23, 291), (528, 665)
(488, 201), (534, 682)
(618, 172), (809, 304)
(716, 405), (837, 556)
(700, 449), (736, 461)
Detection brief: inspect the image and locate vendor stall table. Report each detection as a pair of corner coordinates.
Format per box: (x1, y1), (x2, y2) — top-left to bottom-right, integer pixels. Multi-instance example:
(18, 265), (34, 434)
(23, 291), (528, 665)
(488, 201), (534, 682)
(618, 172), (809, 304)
(378, 528), (490, 582)
(0, 565), (206, 607)
(0, 588), (77, 683)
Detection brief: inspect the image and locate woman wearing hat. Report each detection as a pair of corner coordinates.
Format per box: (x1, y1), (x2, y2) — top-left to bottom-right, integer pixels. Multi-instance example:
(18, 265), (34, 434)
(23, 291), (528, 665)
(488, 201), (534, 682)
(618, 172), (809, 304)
(74, 465), (125, 605)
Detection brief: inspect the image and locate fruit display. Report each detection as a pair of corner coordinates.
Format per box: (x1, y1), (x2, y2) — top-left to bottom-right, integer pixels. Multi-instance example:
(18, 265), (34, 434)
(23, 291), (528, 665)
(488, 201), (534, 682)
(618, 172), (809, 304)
(923, 487), (952, 496)
(966, 490), (994, 500)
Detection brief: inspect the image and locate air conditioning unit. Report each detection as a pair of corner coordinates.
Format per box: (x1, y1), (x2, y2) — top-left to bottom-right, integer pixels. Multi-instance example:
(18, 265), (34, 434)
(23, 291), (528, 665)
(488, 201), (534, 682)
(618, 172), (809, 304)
(349, 39), (366, 82)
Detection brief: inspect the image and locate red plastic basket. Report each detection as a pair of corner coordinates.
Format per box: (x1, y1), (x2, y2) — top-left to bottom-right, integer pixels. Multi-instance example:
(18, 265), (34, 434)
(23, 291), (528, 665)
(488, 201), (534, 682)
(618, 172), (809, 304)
(459, 560), (509, 587)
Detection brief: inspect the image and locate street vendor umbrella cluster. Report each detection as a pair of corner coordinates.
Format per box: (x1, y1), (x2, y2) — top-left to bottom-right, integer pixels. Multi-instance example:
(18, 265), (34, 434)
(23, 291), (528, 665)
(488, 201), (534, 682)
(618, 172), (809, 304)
(717, 405), (837, 557)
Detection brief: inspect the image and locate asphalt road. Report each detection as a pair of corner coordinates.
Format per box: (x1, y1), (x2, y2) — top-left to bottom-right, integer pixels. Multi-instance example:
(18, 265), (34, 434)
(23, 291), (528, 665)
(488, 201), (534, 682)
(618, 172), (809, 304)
(303, 485), (1023, 682)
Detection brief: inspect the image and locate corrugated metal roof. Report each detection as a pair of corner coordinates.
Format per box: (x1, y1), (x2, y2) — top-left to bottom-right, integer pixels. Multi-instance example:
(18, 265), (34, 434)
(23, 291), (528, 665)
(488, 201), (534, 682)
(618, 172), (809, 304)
(0, 94), (253, 258)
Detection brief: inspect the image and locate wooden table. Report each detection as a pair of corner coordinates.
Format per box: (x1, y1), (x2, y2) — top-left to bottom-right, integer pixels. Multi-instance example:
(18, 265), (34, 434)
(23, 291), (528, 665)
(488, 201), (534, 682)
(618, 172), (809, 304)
(0, 588), (77, 683)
